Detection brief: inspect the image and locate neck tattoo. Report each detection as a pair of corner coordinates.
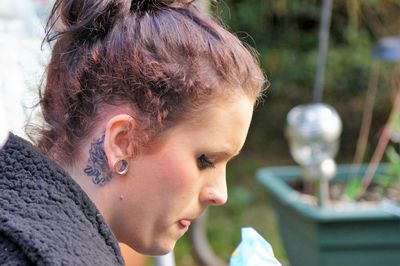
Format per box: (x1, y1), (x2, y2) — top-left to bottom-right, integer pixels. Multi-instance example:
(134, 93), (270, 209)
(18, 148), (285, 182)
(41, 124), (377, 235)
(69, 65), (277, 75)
(84, 132), (112, 185)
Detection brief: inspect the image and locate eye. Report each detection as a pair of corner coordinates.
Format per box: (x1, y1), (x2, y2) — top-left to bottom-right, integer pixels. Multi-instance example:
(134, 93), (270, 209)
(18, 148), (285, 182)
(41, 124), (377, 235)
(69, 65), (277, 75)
(197, 154), (215, 170)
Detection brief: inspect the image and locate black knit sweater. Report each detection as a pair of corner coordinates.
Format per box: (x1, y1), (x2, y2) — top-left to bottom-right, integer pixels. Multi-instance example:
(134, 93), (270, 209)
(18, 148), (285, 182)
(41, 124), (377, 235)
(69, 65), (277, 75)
(0, 134), (124, 265)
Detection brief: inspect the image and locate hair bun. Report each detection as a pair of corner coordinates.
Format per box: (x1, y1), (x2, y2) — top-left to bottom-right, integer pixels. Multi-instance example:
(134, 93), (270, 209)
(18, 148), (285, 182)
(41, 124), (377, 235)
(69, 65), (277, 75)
(130, 0), (193, 12)
(46, 0), (128, 43)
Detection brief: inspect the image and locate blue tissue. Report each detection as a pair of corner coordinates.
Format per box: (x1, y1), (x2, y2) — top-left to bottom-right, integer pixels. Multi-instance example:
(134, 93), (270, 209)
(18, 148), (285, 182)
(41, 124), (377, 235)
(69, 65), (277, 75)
(230, 227), (281, 266)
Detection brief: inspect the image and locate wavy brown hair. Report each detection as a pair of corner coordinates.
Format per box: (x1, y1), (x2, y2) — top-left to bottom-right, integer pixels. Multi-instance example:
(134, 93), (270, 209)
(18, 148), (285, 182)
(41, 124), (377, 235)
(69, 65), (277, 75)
(37, 0), (266, 164)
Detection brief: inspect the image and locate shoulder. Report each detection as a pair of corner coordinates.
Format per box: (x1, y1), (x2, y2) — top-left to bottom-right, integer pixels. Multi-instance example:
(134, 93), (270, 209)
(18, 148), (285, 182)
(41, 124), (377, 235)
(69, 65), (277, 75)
(0, 231), (32, 265)
(0, 134), (124, 265)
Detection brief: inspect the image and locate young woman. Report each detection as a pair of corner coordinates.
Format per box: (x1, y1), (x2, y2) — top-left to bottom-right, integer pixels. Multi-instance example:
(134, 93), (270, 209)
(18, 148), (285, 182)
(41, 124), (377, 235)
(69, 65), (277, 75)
(0, 0), (266, 264)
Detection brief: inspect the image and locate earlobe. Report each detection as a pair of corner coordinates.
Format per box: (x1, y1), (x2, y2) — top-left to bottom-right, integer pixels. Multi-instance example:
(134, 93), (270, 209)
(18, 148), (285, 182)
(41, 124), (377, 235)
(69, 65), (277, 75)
(114, 159), (129, 175)
(103, 114), (135, 172)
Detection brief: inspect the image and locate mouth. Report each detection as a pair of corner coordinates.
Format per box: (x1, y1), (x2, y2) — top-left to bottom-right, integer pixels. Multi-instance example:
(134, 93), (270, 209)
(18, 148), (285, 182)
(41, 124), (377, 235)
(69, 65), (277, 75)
(178, 219), (192, 229)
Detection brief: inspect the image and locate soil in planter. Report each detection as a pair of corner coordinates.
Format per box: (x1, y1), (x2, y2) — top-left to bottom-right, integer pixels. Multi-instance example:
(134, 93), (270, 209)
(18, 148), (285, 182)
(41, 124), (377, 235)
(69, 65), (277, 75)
(288, 178), (400, 210)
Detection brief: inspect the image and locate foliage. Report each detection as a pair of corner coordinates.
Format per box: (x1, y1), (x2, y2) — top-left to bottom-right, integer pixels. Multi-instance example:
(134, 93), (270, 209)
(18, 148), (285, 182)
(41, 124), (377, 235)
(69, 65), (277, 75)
(342, 145), (400, 201)
(344, 177), (363, 199)
(377, 146), (400, 192)
(211, 0), (400, 165)
(174, 1), (400, 265)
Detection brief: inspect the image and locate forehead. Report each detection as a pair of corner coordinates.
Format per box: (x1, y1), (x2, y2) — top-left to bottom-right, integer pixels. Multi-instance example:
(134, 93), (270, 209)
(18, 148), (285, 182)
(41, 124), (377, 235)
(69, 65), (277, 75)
(150, 95), (254, 154)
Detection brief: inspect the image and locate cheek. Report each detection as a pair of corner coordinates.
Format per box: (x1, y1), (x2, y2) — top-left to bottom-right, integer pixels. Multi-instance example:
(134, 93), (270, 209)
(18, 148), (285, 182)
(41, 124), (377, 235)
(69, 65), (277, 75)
(130, 149), (200, 207)
(155, 152), (198, 192)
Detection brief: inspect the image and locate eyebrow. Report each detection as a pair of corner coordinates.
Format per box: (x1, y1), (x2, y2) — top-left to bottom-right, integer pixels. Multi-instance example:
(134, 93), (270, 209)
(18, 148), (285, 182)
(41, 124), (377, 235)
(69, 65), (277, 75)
(209, 148), (242, 159)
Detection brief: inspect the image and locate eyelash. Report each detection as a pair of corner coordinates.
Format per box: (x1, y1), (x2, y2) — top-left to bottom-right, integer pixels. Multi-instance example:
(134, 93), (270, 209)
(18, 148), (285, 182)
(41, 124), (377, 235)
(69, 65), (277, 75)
(197, 154), (215, 170)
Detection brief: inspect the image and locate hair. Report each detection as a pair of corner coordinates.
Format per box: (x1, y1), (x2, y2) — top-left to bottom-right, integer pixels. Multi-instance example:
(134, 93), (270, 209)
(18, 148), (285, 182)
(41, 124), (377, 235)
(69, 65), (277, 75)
(37, 0), (266, 164)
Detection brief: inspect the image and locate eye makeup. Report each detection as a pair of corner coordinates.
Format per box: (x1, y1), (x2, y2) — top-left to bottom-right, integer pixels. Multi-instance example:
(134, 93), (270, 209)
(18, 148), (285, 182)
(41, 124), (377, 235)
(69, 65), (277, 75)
(197, 154), (215, 170)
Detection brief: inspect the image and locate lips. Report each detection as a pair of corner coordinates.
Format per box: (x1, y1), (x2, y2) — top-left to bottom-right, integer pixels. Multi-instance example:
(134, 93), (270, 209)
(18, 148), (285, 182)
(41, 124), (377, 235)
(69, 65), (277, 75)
(178, 219), (192, 228)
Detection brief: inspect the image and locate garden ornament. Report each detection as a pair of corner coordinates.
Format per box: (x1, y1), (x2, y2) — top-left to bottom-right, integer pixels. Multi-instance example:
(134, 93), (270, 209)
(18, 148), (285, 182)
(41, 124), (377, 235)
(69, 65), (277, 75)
(286, 103), (342, 208)
(286, 103), (342, 181)
(373, 37), (400, 62)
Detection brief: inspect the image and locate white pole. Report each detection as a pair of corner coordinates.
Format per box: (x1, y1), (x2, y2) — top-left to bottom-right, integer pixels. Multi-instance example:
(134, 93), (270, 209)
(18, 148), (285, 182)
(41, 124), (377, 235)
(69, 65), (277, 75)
(313, 0), (334, 102)
(153, 252), (176, 266)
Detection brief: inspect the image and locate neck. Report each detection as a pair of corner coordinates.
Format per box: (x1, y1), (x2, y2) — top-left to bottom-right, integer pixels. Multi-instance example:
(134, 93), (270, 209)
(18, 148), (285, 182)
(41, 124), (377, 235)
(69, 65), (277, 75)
(62, 158), (117, 229)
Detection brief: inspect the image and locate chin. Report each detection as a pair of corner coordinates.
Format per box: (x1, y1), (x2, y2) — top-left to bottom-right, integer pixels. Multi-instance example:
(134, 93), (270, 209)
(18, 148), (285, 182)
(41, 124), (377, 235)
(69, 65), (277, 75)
(147, 241), (177, 256)
(131, 238), (177, 256)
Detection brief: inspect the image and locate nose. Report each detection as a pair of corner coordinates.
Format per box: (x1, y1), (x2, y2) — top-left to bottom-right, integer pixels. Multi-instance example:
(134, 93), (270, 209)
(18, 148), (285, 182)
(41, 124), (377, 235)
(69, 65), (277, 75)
(200, 170), (228, 206)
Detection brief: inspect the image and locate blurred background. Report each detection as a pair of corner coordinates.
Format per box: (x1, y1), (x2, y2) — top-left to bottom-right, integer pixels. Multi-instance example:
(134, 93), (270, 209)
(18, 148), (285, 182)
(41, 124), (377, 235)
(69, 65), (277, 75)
(1, 0), (399, 265)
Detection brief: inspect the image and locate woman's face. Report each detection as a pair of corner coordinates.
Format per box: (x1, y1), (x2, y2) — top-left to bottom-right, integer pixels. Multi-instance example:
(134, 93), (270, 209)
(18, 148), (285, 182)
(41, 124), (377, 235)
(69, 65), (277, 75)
(114, 95), (254, 255)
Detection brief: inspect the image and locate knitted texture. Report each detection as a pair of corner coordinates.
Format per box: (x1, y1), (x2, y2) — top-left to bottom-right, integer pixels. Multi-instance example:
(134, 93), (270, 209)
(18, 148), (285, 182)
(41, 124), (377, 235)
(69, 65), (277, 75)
(0, 134), (124, 265)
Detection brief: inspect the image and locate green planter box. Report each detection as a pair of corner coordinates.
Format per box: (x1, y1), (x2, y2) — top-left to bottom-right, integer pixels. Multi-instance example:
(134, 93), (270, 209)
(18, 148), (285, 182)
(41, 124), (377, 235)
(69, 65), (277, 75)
(256, 164), (400, 266)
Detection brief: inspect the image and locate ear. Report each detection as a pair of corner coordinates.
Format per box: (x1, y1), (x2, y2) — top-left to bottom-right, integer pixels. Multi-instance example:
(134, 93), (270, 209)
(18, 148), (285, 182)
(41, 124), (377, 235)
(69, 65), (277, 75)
(103, 114), (135, 171)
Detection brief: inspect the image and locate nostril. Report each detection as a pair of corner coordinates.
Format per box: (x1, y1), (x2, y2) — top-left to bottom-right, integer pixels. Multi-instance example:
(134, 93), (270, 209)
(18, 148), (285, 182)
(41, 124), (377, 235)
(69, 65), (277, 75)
(207, 190), (218, 205)
(208, 190), (216, 203)
(200, 185), (228, 206)
(208, 189), (226, 206)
